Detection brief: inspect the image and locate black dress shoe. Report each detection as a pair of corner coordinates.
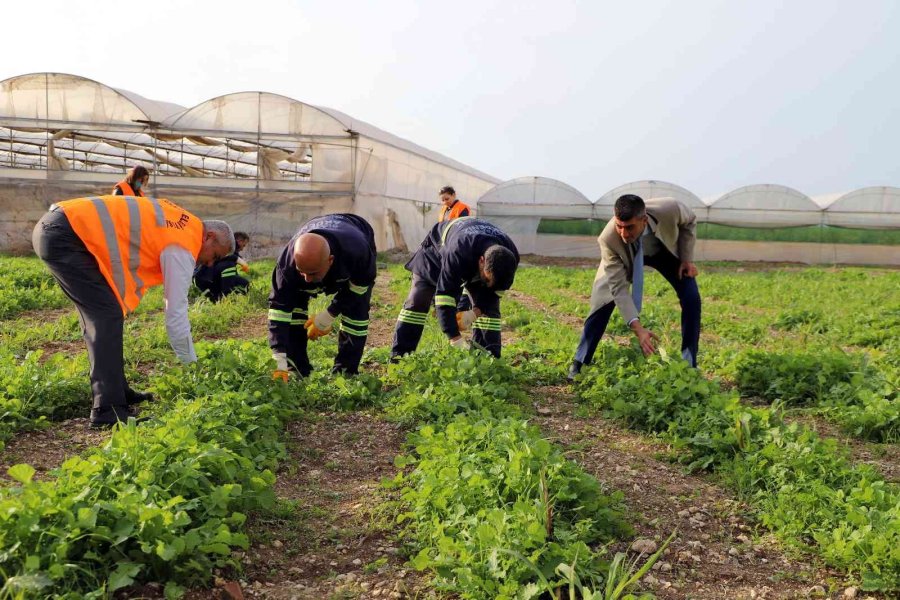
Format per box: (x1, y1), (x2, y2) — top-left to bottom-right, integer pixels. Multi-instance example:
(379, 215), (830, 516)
(566, 360), (583, 382)
(125, 388), (154, 406)
(89, 405), (139, 429)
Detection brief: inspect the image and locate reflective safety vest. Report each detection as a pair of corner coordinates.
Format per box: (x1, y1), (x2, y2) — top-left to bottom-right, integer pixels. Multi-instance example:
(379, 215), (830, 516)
(57, 195), (204, 314)
(113, 180), (145, 197)
(438, 199), (471, 223)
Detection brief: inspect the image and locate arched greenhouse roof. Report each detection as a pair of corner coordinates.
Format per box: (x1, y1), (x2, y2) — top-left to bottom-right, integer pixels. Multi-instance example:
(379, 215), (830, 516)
(825, 186), (900, 229)
(316, 105), (500, 184)
(0, 72), (176, 128)
(166, 91), (350, 138)
(478, 176), (592, 217)
(594, 180), (706, 219)
(707, 184), (820, 227)
(0, 71), (500, 184)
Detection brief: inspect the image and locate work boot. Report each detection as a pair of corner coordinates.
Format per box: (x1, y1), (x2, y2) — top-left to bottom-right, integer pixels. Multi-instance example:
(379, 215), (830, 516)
(89, 405), (139, 429)
(566, 360), (583, 383)
(125, 388), (154, 406)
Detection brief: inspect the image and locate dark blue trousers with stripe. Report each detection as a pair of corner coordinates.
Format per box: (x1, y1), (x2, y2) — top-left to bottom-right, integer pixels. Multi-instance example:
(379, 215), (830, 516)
(391, 274), (504, 358)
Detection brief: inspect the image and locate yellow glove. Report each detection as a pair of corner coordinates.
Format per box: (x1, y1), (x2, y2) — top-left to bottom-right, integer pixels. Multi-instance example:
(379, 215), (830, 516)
(237, 257), (250, 273)
(305, 317), (332, 341)
(456, 310), (477, 331)
(272, 353), (291, 381)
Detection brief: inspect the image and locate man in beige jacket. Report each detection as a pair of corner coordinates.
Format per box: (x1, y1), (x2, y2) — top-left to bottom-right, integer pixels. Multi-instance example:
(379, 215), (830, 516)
(568, 194), (701, 380)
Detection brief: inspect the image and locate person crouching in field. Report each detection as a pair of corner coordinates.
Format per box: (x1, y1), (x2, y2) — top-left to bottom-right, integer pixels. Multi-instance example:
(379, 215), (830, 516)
(568, 194), (701, 381)
(32, 195), (234, 427)
(391, 217), (519, 359)
(194, 231), (251, 302)
(268, 214), (377, 380)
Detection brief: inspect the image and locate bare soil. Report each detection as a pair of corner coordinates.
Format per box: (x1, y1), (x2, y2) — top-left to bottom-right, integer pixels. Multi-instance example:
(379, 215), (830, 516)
(182, 411), (431, 600)
(531, 387), (868, 600)
(507, 288), (584, 330)
(4, 306), (73, 324)
(0, 418), (111, 483)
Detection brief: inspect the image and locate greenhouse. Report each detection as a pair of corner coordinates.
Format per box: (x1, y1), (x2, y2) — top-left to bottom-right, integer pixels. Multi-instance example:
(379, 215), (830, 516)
(1, 72), (897, 264)
(475, 178), (900, 264)
(0, 72), (499, 253)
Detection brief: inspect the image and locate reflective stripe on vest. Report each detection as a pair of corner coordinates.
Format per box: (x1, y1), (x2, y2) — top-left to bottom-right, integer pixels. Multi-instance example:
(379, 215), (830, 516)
(440, 216), (476, 246)
(114, 180), (145, 197)
(58, 195), (203, 314)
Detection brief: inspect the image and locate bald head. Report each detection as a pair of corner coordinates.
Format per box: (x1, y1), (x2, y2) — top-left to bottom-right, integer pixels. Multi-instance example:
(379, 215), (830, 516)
(293, 233), (333, 282)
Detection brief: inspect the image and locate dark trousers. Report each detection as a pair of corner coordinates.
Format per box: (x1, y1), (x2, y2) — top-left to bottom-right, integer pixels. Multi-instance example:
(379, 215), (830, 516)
(32, 208), (130, 409)
(392, 274), (503, 357)
(272, 287), (373, 376)
(574, 248), (701, 367)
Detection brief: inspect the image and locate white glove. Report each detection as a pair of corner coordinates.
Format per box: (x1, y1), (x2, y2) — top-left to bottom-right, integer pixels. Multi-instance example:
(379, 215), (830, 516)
(450, 337), (468, 349)
(456, 310), (477, 331)
(313, 310), (335, 330)
(273, 352), (289, 371)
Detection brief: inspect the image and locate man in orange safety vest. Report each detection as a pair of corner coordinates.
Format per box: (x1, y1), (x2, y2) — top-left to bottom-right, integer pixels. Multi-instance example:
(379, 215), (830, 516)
(32, 195), (234, 427)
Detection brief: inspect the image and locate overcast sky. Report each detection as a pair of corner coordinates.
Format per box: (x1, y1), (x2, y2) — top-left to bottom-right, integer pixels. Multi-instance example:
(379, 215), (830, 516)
(6, 0), (899, 199)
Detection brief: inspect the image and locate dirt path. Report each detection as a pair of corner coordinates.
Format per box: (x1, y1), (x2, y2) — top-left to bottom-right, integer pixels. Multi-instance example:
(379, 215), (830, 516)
(366, 268), (398, 349)
(504, 290), (874, 598)
(507, 289), (585, 330)
(2, 306), (73, 324)
(186, 411), (429, 599)
(531, 387), (860, 599)
(0, 418), (111, 483)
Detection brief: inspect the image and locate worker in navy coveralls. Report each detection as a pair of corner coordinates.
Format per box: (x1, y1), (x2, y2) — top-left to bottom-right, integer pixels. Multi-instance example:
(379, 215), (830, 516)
(391, 217), (519, 359)
(269, 214), (376, 379)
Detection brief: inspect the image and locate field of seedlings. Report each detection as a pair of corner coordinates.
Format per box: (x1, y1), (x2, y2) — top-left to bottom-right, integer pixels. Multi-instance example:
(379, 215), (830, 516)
(0, 254), (898, 600)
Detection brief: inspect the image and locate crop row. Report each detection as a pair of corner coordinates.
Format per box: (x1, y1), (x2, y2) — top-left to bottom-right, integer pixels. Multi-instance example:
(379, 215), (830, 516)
(733, 350), (899, 442)
(0, 274), (653, 599)
(572, 347), (900, 592)
(0, 268), (274, 449)
(512, 265), (900, 444)
(0, 257), (70, 320)
(373, 267), (653, 598)
(485, 278), (900, 592)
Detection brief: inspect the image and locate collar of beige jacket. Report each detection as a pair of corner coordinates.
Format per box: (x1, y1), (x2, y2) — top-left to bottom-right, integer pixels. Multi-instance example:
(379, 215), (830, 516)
(646, 211), (659, 235)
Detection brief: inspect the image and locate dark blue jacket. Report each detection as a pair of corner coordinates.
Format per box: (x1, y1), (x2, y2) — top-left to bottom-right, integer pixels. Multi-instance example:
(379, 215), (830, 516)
(407, 217), (518, 337)
(268, 214), (376, 359)
(194, 252), (249, 302)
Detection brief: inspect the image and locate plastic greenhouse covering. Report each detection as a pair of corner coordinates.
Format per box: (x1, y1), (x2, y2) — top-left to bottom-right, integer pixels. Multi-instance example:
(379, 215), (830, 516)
(1, 72), (898, 258)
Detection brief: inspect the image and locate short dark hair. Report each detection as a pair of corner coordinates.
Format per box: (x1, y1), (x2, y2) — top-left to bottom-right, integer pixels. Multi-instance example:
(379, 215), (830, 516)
(439, 185), (456, 196)
(234, 231), (250, 244)
(614, 194), (646, 221)
(483, 245), (517, 291)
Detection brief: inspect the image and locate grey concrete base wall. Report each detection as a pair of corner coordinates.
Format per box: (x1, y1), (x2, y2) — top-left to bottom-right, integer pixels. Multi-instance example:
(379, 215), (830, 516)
(512, 234), (900, 266)
(0, 177), (354, 256)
